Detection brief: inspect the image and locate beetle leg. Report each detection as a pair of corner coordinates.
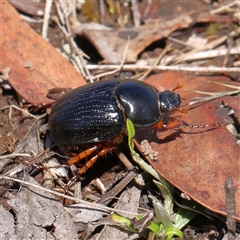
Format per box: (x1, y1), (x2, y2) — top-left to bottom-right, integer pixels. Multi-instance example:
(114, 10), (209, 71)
(68, 146), (99, 165)
(76, 147), (113, 175)
(24, 102), (53, 112)
(154, 121), (220, 129)
(67, 146), (113, 174)
(154, 121), (182, 129)
(64, 146), (113, 192)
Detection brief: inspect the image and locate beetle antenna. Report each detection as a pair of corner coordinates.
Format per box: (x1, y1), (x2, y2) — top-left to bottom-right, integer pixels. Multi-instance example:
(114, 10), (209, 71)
(179, 121), (221, 129)
(154, 120), (221, 129)
(172, 83), (183, 92)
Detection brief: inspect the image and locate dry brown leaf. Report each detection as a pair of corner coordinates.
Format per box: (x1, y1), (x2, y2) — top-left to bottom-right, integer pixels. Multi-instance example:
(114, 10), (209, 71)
(6, 176), (78, 239)
(134, 72), (240, 221)
(2, 1), (86, 104)
(8, 0), (49, 17)
(73, 15), (194, 64)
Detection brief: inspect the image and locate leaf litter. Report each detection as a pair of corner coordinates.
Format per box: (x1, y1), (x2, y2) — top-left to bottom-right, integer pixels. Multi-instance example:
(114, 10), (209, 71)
(1, 0), (240, 239)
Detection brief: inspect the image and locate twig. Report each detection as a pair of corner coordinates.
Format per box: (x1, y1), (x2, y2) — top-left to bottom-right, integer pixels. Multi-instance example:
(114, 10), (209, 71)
(188, 80), (240, 105)
(224, 178), (236, 240)
(89, 38), (130, 80)
(0, 175), (142, 217)
(86, 64), (240, 73)
(205, 81), (240, 90)
(98, 0), (105, 24)
(131, 0), (141, 27)
(172, 28), (240, 64)
(136, 44), (172, 81)
(53, 1), (92, 82)
(42, 0), (53, 39)
(20, 14), (44, 23)
(211, 0), (239, 14)
(188, 89), (240, 105)
(0, 105), (37, 119)
(0, 153), (32, 160)
(142, 0), (152, 18)
(167, 46), (239, 62)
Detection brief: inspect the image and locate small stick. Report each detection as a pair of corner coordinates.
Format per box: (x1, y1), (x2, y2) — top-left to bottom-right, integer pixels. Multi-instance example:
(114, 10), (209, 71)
(224, 178), (236, 240)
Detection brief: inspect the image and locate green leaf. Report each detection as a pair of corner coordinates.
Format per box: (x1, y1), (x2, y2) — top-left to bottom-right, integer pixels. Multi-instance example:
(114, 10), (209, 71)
(173, 200), (199, 229)
(164, 226), (183, 239)
(126, 119), (174, 212)
(147, 221), (160, 235)
(110, 213), (136, 232)
(126, 119), (164, 181)
(126, 118), (135, 152)
(153, 180), (174, 215)
(149, 195), (172, 229)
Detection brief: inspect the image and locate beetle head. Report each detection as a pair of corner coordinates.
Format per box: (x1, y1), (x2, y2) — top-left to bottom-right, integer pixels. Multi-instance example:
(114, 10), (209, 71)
(159, 90), (181, 112)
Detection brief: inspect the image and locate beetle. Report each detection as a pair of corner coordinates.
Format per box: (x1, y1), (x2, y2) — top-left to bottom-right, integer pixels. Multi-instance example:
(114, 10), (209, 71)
(48, 78), (219, 176)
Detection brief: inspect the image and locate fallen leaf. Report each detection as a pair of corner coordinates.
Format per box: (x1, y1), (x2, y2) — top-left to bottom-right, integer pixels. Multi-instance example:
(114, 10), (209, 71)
(96, 185), (141, 239)
(73, 15), (194, 63)
(134, 72), (240, 221)
(73, 9), (233, 64)
(2, 1), (86, 104)
(6, 176), (78, 239)
(8, 0), (50, 17)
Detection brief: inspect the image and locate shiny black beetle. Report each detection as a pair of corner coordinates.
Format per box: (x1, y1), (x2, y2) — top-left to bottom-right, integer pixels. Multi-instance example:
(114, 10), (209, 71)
(48, 79), (181, 148)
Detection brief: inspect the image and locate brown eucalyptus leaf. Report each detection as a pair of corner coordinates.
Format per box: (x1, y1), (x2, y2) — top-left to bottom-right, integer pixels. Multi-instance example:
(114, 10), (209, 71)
(73, 15), (194, 64)
(134, 72), (240, 221)
(2, 1), (86, 104)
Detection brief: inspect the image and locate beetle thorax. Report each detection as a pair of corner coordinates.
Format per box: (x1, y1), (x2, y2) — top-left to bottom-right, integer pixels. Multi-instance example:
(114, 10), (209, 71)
(116, 80), (162, 127)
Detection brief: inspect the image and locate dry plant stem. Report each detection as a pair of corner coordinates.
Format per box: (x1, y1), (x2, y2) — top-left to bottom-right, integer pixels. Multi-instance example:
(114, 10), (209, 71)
(224, 178), (236, 240)
(172, 28), (240, 64)
(42, 0), (53, 39)
(54, 0), (65, 25)
(87, 64), (240, 73)
(0, 153), (32, 160)
(113, 148), (134, 170)
(162, 46), (239, 63)
(4, 151), (55, 177)
(53, 2), (92, 82)
(206, 81), (240, 90)
(89, 38), (130, 80)
(97, 170), (137, 205)
(168, 36), (190, 48)
(98, 0), (105, 24)
(189, 82), (240, 105)
(93, 178), (106, 195)
(57, 1), (92, 82)
(131, 0), (141, 27)
(142, 0), (152, 18)
(224, 34), (234, 67)
(20, 14), (44, 23)
(210, 0), (239, 14)
(189, 89), (240, 105)
(0, 175), (141, 217)
(74, 181), (82, 199)
(137, 44), (172, 81)
(0, 105), (37, 121)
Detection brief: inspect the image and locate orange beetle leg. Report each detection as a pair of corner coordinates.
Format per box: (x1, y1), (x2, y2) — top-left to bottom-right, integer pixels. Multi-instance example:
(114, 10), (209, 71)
(77, 147), (113, 175)
(67, 145), (99, 165)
